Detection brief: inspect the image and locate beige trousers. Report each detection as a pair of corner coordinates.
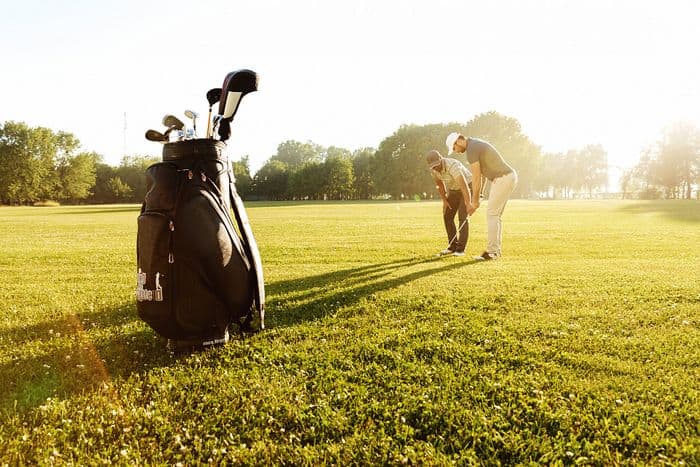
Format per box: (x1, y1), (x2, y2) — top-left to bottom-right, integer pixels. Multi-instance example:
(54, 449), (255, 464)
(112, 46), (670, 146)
(486, 171), (517, 256)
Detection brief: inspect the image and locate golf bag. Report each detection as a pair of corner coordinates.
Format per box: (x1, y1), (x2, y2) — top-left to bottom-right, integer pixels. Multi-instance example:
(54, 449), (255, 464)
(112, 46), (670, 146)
(135, 139), (264, 347)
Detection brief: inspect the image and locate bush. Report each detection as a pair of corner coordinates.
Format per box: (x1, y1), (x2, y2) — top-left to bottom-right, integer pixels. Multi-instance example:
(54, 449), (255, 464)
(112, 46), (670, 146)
(32, 200), (60, 207)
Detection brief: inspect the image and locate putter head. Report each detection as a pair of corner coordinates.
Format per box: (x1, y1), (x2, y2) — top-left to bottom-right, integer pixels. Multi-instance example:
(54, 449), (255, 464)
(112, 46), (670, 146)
(145, 129), (167, 142)
(216, 69), (258, 141)
(162, 114), (185, 130)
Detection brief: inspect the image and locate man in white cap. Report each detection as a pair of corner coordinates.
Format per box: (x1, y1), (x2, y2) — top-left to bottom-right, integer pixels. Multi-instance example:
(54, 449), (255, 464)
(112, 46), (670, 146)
(425, 150), (474, 257)
(445, 132), (517, 260)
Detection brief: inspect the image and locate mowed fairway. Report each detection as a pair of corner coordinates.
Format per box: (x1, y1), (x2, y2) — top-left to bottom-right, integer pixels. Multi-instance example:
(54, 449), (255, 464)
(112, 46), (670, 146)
(0, 200), (698, 464)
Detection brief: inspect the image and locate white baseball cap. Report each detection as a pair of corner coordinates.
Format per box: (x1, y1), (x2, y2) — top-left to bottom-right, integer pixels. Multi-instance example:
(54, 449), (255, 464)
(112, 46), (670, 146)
(445, 132), (461, 155)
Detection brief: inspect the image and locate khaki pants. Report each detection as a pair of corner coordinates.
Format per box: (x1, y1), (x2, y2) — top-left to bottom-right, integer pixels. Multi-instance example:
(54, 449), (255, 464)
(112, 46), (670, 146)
(486, 171), (517, 256)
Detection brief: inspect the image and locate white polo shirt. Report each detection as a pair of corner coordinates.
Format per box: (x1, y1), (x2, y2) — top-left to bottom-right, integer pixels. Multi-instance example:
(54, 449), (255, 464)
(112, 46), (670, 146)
(431, 157), (473, 191)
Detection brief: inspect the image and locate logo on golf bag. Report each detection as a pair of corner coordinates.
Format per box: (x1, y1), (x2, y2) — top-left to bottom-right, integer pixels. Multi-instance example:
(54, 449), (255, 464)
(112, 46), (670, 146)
(135, 269), (164, 302)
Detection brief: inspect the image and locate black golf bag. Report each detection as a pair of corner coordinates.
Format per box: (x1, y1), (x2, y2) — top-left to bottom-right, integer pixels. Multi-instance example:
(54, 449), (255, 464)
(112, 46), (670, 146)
(135, 139), (264, 348)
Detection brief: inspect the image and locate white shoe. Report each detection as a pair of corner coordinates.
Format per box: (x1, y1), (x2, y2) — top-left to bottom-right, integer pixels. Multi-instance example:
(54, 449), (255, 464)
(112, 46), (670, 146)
(452, 251), (465, 257)
(436, 248), (454, 257)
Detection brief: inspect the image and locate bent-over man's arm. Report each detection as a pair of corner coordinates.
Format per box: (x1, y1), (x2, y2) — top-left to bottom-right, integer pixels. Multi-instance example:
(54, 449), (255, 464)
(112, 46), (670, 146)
(457, 174), (472, 212)
(470, 161), (482, 210)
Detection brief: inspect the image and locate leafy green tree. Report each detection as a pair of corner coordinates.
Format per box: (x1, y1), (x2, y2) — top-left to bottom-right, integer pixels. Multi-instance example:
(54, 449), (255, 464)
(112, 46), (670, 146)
(55, 151), (97, 202)
(373, 123), (462, 199)
(106, 177), (133, 201)
(253, 160), (289, 200)
(90, 161), (119, 203)
(463, 111), (542, 198)
(288, 162), (324, 200)
(352, 148), (376, 199)
(0, 121), (81, 204)
(323, 156), (354, 200)
(232, 155), (253, 199)
(115, 155), (159, 202)
(324, 146), (352, 160)
(271, 140), (324, 170)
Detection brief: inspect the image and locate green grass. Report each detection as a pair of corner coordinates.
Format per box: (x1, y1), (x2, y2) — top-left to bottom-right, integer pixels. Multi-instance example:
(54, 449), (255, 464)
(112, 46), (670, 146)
(0, 200), (698, 465)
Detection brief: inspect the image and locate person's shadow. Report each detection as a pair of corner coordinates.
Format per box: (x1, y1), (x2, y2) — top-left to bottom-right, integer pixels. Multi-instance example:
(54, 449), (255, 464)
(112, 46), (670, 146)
(265, 255), (479, 327)
(1, 256), (479, 413)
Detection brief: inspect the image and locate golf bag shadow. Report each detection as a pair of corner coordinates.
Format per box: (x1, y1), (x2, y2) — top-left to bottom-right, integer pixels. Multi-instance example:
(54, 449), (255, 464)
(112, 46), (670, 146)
(136, 139), (264, 350)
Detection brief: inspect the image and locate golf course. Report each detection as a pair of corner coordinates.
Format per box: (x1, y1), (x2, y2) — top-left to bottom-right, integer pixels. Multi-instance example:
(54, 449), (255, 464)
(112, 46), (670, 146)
(0, 200), (698, 464)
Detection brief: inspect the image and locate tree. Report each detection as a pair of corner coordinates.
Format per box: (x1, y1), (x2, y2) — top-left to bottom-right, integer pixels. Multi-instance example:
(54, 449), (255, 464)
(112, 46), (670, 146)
(0, 121), (81, 204)
(287, 162), (324, 200)
(575, 144), (608, 197)
(271, 140), (324, 170)
(655, 122), (700, 199)
(90, 160), (119, 203)
(629, 123), (700, 199)
(323, 156), (354, 200)
(55, 151), (97, 202)
(232, 155), (253, 199)
(373, 123), (463, 199)
(352, 148), (376, 199)
(115, 155), (159, 202)
(253, 160), (289, 200)
(463, 111), (542, 198)
(106, 177), (133, 201)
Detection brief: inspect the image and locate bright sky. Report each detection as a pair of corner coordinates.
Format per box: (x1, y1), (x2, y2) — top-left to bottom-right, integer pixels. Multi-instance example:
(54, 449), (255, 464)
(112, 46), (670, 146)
(2, 0), (699, 174)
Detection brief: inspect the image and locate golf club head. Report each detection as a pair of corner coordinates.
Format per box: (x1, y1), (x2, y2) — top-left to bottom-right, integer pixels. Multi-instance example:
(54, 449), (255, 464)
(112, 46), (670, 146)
(184, 110), (198, 136)
(216, 69), (258, 141)
(145, 129), (167, 143)
(206, 88), (222, 107)
(162, 114), (185, 131)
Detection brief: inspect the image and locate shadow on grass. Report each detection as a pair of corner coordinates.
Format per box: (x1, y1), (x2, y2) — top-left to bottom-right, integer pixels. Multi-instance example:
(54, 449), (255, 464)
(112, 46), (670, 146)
(619, 200), (700, 223)
(0, 303), (174, 414)
(1, 256), (478, 413)
(53, 206), (141, 215)
(266, 256), (480, 327)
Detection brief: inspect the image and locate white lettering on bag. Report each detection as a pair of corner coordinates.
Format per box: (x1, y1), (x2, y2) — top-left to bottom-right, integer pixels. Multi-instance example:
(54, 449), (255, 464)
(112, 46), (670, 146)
(135, 269), (164, 302)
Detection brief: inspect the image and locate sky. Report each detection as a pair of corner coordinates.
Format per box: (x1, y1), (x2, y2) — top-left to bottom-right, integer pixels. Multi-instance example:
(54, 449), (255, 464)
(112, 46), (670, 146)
(2, 0), (699, 175)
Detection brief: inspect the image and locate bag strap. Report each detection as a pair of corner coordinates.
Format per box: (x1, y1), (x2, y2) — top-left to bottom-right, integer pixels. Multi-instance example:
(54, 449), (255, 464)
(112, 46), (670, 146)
(228, 168), (265, 329)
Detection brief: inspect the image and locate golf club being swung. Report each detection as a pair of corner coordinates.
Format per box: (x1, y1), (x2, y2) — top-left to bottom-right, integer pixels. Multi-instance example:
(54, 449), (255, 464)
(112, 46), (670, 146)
(447, 217), (469, 249)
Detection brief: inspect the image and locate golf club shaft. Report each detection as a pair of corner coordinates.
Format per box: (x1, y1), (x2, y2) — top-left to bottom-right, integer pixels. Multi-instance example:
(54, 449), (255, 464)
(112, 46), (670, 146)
(448, 217), (469, 248)
(206, 108), (212, 138)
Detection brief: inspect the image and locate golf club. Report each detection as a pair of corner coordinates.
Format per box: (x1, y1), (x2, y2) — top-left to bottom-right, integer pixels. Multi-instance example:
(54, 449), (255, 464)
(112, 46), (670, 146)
(448, 217), (469, 248)
(145, 129), (167, 143)
(437, 216), (469, 257)
(214, 69), (258, 141)
(162, 114), (185, 132)
(184, 110), (199, 137)
(205, 88), (221, 138)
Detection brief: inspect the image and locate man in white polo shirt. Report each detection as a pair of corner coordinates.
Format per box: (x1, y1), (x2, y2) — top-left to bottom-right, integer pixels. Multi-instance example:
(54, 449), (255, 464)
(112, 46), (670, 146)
(426, 150), (474, 257)
(446, 132), (518, 260)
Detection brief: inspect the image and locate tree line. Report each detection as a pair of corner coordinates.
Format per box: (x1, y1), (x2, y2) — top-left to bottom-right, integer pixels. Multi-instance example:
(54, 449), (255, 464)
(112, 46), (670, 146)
(620, 122), (700, 199)
(246, 112), (609, 201)
(2, 114), (698, 205)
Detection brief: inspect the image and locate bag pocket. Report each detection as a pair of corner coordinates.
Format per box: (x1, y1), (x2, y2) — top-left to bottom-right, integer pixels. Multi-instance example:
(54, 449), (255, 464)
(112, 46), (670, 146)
(136, 211), (179, 338)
